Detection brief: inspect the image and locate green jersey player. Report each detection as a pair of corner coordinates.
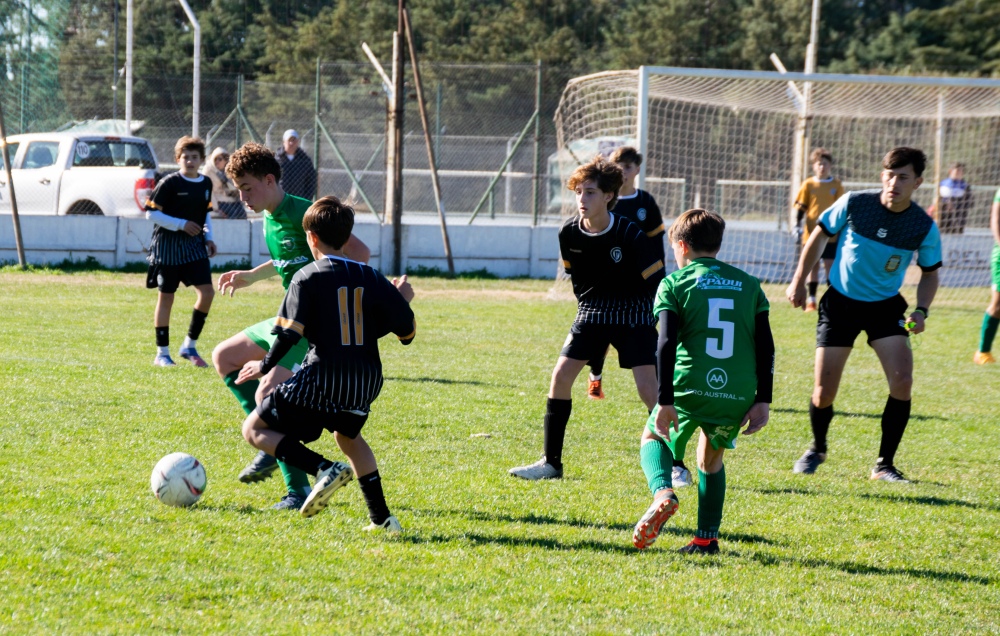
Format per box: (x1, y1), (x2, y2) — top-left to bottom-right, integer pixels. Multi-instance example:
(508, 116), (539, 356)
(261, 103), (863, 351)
(212, 142), (370, 510)
(632, 209), (774, 554)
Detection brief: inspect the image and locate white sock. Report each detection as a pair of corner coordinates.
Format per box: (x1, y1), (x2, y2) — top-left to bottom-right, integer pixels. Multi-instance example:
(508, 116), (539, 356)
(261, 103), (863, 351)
(807, 296), (816, 304)
(589, 373), (602, 381)
(157, 346), (170, 357)
(181, 336), (195, 351)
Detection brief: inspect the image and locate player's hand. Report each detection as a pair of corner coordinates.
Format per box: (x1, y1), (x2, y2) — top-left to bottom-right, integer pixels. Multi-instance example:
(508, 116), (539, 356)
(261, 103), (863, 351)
(740, 402), (770, 435)
(906, 312), (926, 334)
(654, 405), (680, 442)
(235, 360), (263, 385)
(786, 279), (807, 309)
(206, 240), (217, 258)
(218, 270), (253, 296)
(182, 220), (202, 236)
(393, 274), (414, 302)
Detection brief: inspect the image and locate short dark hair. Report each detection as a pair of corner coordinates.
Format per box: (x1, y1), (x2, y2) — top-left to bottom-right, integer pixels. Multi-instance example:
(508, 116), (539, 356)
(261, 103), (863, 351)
(567, 155), (624, 210)
(809, 147), (833, 164)
(882, 147), (927, 177)
(174, 136), (206, 160)
(226, 142), (282, 182)
(669, 208), (725, 253)
(303, 195), (355, 249)
(609, 146), (642, 167)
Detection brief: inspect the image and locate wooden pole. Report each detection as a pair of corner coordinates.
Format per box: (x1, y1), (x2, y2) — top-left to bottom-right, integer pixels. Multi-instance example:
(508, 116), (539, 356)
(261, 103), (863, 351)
(402, 7), (453, 274)
(0, 96), (27, 269)
(314, 57), (322, 199)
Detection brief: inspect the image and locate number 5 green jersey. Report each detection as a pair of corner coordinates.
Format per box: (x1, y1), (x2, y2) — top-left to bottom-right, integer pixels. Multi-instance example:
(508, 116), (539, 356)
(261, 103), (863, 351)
(654, 257), (769, 425)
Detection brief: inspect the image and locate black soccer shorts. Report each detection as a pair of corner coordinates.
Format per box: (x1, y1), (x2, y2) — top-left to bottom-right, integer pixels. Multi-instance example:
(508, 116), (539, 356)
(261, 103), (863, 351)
(560, 321), (657, 369)
(146, 258), (212, 294)
(257, 390), (368, 442)
(816, 286), (909, 347)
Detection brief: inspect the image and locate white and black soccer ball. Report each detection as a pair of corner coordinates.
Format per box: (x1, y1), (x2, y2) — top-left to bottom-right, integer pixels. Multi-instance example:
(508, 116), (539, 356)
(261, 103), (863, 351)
(150, 452), (206, 507)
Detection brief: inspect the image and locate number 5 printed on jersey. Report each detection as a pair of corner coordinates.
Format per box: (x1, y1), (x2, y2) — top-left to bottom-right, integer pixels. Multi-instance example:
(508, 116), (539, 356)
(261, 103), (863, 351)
(707, 298), (734, 359)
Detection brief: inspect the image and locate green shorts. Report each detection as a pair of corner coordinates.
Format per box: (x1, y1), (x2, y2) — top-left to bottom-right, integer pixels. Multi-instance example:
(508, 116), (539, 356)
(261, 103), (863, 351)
(991, 245), (1000, 293)
(645, 404), (741, 458)
(243, 318), (310, 372)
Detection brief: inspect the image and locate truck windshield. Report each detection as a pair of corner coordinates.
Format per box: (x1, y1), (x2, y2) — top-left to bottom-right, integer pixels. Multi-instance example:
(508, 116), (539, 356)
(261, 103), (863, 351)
(74, 140), (155, 169)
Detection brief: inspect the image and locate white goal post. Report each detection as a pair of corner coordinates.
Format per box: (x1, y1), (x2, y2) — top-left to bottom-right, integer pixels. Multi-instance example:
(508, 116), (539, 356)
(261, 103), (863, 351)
(554, 66), (1000, 305)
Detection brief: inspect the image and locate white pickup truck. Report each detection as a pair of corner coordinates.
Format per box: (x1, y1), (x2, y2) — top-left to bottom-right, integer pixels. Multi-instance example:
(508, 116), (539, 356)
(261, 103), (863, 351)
(0, 132), (160, 216)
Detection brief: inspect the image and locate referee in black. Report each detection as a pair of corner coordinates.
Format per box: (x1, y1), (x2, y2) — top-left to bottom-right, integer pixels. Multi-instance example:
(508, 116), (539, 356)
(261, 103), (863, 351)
(236, 196), (416, 533)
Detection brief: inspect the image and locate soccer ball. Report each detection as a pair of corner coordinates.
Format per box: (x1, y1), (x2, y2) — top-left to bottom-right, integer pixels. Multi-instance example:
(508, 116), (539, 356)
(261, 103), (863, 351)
(150, 452), (206, 507)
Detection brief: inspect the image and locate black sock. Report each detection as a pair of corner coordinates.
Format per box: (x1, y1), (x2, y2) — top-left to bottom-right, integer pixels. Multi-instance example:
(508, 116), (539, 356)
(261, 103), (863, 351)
(358, 470), (391, 525)
(809, 402), (834, 454)
(590, 358), (605, 378)
(673, 460), (687, 469)
(188, 309), (208, 340)
(273, 436), (326, 476)
(543, 398), (572, 470)
(155, 326), (169, 347)
(808, 282), (819, 297)
(877, 396), (911, 467)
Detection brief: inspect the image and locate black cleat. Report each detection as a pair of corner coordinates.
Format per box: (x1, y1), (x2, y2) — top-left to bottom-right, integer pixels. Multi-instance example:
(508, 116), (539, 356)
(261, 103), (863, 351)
(793, 449), (826, 475)
(238, 450), (279, 483)
(678, 539), (720, 555)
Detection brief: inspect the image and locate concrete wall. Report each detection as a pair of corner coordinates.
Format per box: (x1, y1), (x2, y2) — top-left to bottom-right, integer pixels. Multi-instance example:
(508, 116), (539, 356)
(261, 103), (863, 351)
(0, 214), (991, 286)
(0, 215), (561, 278)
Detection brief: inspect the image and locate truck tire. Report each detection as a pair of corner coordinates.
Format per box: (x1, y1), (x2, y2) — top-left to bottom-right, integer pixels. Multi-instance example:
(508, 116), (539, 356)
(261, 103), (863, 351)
(66, 201), (104, 216)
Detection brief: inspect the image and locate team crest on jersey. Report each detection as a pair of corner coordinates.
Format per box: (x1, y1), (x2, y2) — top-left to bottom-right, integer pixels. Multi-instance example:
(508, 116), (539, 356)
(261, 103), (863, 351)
(205, 190), (210, 201)
(877, 228), (888, 238)
(696, 272), (743, 292)
(610, 247), (622, 262)
(830, 187), (838, 196)
(885, 254), (901, 273)
(637, 208), (647, 221)
(282, 237), (297, 251)
(706, 368), (728, 390)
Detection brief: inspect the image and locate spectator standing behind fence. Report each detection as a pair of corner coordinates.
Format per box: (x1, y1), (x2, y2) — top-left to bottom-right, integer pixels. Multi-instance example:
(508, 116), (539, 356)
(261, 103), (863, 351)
(275, 129), (317, 201)
(929, 163), (973, 234)
(203, 147), (246, 219)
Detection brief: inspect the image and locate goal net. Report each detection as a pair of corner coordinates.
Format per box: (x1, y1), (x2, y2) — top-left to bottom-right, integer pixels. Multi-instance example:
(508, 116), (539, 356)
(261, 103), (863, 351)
(554, 67), (1000, 307)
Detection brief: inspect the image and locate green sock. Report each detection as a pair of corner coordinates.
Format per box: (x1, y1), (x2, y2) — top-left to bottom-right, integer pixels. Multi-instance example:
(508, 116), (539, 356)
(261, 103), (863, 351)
(979, 313), (1000, 353)
(640, 438), (674, 495)
(223, 371), (311, 496)
(697, 466), (726, 540)
(223, 370), (259, 416)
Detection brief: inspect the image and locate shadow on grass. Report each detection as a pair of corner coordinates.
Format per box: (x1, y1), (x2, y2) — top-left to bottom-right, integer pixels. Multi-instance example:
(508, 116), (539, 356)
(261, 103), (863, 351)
(748, 552), (995, 586)
(385, 375), (491, 387)
(771, 407), (940, 421)
(399, 532), (639, 554)
(855, 492), (1000, 512)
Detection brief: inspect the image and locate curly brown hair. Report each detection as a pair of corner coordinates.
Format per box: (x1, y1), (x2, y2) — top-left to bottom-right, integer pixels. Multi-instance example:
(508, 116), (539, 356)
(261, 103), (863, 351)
(174, 136), (206, 160)
(566, 155), (624, 210)
(225, 142), (281, 182)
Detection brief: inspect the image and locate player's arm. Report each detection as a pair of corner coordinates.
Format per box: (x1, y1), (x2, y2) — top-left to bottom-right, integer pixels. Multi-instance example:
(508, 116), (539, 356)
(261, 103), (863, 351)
(990, 193), (1000, 247)
(633, 228), (665, 293)
(236, 283), (307, 383)
(343, 234), (371, 264)
(792, 182), (809, 234)
(387, 275), (416, 345)
(218, 260), (278, 296)
(741, 310), (774, 435)
(653, 308), (680, 441)
(786, 227), (829, 308)
(908, 223), (944, 334)
(203, 214), (217, 257)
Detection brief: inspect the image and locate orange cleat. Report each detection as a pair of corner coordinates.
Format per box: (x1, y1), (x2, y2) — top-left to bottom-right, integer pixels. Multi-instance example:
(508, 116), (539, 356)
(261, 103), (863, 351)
(587, 377), (605, 400)
(804, 300), (818, 312)
(973, 351), (995, 365)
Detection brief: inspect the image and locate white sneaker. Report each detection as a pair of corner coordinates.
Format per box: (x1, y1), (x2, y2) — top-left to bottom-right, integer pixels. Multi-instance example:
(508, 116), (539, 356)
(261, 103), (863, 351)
(671, 465), (691, 488)
(299, 461), (354, 518)
(508, 457), (562, 480)
(364, 515), (403, 534)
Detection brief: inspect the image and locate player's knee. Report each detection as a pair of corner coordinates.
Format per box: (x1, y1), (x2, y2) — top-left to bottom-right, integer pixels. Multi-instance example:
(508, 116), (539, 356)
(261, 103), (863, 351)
(211, 342), (231, 376)
(888, 372), (913, 398)
(241, 418), (256, 446)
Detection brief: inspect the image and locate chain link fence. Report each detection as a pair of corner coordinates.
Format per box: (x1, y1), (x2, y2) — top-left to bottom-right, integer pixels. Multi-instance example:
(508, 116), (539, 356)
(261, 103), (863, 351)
(3, 49), (578, 224)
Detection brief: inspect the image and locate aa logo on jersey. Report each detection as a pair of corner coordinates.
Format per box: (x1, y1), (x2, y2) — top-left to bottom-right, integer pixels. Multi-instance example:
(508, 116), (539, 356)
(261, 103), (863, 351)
(706, 368), (728, 390)
(885, 254), (901, 273)
(637, 208), (647, 221)
(610, 247), (623, 263)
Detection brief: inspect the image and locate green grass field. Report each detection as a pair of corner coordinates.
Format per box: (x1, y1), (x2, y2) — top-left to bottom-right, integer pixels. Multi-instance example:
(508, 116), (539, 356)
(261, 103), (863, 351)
(1, 271), (999, 634)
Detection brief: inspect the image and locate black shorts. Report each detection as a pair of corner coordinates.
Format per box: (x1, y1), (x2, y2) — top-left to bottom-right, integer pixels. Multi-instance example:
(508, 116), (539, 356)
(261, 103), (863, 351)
(257, 390), (368, 442)
(816, 287), (909, 347)
(821, 239), (838, 261)
(560, 322), (657, 369)
(146, 258), (212, 293)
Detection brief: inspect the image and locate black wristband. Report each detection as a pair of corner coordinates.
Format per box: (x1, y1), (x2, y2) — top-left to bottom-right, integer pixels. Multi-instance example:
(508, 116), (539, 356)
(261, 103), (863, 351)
(915, 306), (929, 318)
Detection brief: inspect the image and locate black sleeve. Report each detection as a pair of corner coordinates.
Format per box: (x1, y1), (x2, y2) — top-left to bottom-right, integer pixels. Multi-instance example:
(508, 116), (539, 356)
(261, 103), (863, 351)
(656, 309), (678, 406)
(145, 175), (173, 211)
(259, 331), (300, 376)
(753, 310), (775, 404)
(635, 230), (665, 294)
